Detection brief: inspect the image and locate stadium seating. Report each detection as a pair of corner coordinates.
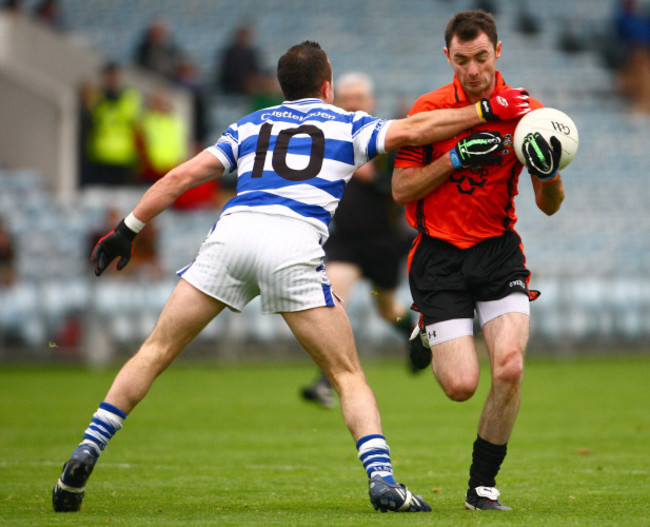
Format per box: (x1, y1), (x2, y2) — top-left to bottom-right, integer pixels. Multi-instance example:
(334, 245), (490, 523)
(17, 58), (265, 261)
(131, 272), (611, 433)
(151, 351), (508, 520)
(1, 0), (649, 361)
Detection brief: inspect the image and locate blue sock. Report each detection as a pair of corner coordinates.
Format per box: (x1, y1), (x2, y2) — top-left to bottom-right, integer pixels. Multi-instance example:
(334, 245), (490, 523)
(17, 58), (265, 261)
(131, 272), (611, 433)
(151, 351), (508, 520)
(79, 402), (126, 456)
(356, 434), (397, 484)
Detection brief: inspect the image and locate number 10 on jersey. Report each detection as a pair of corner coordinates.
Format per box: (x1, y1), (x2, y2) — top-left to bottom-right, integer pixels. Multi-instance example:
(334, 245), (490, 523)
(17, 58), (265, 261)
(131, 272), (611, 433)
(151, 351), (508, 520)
(251, 122), (326, 181)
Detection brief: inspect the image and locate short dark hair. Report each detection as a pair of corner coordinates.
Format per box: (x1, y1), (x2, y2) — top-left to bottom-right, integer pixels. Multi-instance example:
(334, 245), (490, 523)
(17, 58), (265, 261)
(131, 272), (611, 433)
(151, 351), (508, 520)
(444, 10), (498, 49)
(277, 41), (332, 100)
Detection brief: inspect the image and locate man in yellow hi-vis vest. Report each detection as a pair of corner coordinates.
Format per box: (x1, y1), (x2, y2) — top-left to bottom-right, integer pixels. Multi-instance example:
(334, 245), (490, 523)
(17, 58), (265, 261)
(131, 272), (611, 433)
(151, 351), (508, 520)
(137, 89), (219, 210)
(137, 89), (188, 184)
(84, 63), (141, 186)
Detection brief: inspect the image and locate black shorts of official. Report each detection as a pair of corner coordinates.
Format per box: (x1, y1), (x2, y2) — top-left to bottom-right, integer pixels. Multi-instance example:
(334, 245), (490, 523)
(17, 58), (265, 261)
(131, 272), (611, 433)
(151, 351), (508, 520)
(324, 231), (407, 290)
(409, 230), (532, 325)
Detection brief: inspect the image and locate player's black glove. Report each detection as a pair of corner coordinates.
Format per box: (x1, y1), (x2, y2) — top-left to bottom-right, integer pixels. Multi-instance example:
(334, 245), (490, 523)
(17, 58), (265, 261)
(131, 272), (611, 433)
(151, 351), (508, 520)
(449, 131), (503, 169)
(522, 133), (562, 181)
(477, 88), (531, 121)
(90, 219), (137, 276)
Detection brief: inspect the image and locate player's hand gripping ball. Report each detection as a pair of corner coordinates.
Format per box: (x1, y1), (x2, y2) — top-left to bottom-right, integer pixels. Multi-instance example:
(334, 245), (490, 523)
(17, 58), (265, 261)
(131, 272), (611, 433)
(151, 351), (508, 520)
(514, 108), (579, 175)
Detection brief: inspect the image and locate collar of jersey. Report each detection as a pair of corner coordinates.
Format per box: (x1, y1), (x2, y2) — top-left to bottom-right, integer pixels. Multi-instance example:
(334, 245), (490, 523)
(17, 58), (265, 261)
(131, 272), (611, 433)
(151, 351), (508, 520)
(282, 98), (324, 106)
(452, 70), (506, 102)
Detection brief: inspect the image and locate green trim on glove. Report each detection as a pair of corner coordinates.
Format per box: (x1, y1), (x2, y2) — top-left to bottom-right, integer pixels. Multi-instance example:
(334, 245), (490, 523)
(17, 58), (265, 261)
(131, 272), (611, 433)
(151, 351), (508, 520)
(522, 133), (561, 181)
(450, 131), (504, 169)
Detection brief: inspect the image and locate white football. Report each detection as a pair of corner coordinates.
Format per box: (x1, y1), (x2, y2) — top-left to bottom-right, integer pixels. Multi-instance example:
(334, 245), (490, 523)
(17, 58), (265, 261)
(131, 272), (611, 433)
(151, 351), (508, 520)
(513, 107), (579, 170)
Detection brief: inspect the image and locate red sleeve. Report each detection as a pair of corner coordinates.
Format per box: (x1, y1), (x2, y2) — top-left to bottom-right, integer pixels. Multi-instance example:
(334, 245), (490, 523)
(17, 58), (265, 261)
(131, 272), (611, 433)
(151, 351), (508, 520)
(395, 145), (426, 166)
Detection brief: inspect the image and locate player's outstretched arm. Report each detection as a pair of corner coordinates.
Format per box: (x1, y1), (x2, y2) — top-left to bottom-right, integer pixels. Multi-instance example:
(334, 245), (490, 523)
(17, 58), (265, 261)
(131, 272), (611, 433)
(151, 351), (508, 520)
(392, 131), (505, 205)
(384, 88), (530, 151)
(91, 150), (224, 276)
(132, 150), (224, 223)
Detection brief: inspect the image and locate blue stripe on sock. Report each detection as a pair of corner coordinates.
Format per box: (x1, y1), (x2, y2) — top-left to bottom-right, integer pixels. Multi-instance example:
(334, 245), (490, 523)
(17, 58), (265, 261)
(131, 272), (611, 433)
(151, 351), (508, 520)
(364, 458), (392, 467)
(356, 434), (386, 450)
(91, 417), (116, 436)
(356, 433), (395, 484)
(99, 401), (127, 419)
(88, 424), (111, 442)
(359, 449), (390, 462)
(83, 433), (105, 450)
(363, 455), (392, 468)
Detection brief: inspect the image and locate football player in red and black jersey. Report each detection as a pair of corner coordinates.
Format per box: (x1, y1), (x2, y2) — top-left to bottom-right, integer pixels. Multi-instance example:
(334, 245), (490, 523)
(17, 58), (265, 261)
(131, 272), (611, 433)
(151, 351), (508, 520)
(393, 10), (565, 511)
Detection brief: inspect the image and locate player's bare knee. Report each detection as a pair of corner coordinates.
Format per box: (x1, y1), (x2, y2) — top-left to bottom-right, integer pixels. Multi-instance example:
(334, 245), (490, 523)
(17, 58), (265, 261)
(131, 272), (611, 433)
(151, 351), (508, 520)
(441, 375), (478, 401)
(329, 366), (367, 395)
(493, 350), (524, 389)
(446, 387), (476, 402)
(327, 355), (363, 378)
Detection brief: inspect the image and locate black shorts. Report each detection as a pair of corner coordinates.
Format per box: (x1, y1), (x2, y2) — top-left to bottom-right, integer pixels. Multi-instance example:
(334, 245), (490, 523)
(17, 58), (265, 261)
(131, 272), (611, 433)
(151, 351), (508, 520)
(325, 231), (408, 290)
(409, 230), (532, 325)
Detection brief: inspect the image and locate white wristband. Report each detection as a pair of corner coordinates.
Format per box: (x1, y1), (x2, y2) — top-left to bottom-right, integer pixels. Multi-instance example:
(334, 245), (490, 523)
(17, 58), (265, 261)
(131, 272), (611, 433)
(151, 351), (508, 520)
(124, 212), (146, 233)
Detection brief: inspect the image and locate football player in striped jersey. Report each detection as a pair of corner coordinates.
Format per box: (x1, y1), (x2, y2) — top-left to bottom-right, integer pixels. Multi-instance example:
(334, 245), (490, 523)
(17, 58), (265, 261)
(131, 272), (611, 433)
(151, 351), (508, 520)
(53, 41), (530, 514)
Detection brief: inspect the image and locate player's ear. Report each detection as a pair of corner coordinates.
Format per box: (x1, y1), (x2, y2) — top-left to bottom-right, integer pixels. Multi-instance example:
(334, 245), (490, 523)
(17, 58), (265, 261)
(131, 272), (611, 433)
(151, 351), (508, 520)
(495, 41), (502, 60)
(321, 79), (334, 104)
(443, 47), (451, 65)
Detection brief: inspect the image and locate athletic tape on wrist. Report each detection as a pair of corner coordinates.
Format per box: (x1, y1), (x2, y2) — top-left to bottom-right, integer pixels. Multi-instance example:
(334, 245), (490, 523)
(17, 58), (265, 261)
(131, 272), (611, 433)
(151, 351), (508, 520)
(449, 149), (463, 170)
(476, 100), (489, 122)
(124, 212), (146, 233)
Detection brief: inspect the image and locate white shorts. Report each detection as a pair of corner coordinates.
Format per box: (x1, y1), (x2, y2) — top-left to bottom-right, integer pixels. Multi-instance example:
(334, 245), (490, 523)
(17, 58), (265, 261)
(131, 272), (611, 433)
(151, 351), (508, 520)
(425, 292), (530, 347)
(178, 211), (335, 313)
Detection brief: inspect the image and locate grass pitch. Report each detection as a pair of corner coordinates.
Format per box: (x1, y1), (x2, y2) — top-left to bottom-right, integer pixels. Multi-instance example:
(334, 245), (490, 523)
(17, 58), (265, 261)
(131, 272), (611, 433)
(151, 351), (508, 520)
(0, 355), (648, 526)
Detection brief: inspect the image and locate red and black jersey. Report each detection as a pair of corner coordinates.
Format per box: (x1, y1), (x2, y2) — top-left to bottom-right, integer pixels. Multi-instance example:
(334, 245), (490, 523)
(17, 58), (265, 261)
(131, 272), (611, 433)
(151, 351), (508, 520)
(395, 72), (543, 249)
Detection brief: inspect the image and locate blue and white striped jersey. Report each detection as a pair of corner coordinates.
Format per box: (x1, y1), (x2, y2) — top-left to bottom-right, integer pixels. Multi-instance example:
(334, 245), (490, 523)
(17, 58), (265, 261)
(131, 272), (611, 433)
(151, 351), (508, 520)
(207, 98), (391, 240)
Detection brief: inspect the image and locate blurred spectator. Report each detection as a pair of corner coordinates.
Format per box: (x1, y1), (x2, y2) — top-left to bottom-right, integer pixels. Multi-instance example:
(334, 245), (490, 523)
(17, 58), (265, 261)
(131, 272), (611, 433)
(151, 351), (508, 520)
(87, 207), (122, 273)
(514, 6), (541, 37)
(136, 88), (219, 210)
(171, 168), (221, 210)
(558, 19), (584, 53)
(88, 208), (163, 278)
(0, 217), (21, 346)
(1, 0), (22, 14)
(0, 218), (16, 286)
(175, 60), (210, 151)
(301, 72), (415, 406)
(34, 0), (63, 30)
(136, 88), (188, 185)
(216, 24), (263, 95)
(82, 62), (141, 186)
(134, 15), (184, 82)
(77, 79), (98, 186)
(171, 182), (220, 211)
(612, 0), (650, 113)
(615, 0), (650, 46)
(129, 220), (164, 278)
(617, 45), (650, 112)
(249, 71), (284, 111)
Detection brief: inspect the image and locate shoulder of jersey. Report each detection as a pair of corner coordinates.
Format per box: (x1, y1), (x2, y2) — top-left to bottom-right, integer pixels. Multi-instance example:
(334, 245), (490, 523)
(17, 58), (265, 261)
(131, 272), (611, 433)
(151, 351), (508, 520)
(410, 82), (456, 114)
(323, 102), (357, 116)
